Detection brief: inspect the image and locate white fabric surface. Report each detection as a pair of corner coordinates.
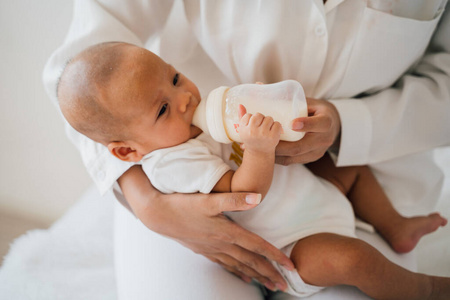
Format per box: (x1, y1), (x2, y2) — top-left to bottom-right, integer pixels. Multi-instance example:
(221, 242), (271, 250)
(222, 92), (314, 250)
(141, 132), (358, 297)
(113, 198), (416, 300)
(0, 148), (448, 299)
(0, 186), (116, 300)
(43, 0), (450, 196)
(31, 0), (450, 298)
(143, 132), (357, 251)
(142, 133), (230, 194)
(274, 243), (326, 297)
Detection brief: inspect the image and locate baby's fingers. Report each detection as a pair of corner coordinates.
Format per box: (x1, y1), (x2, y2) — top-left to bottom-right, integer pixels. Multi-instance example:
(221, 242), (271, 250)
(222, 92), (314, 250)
(240, 113), (252, 126)
(262, 117), (282, 135)
(261, 116), (275, 128)
(248, 113), (265, 127)
(238, 104), (247, 119)
(271, 121), (283, 136)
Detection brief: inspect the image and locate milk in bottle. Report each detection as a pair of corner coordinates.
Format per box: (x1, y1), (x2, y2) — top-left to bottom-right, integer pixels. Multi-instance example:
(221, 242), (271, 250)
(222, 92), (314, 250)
(192, 80), (308, 144)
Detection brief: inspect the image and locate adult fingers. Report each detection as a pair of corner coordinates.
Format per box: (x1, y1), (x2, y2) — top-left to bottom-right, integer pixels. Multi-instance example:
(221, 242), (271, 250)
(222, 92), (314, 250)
(205, 219), (294, 288)
(275, 150), (324, 166)
(204, 254), (253, 284)
(276, 133), (328, 165)
(218, 260), (283, 292)
(275, 134), (316, 157)
(276, 132), (330, 157)
(199, 219), (292, 291)
(228, 223), (295, 272)
(223, 243), (290, 292)
(291, 114), (332, 133)
(219, 262), (253, 284)
(211, 254), (277, 289)
(204, 192), (262, 215)
(209, 246), (286, 292)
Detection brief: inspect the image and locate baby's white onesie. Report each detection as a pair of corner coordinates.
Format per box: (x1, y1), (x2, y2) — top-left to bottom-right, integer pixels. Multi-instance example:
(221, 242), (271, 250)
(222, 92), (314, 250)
(142, 133), (356, 297)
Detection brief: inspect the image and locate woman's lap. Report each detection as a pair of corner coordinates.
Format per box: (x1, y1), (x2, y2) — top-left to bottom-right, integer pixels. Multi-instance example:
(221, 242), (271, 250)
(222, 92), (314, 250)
(113, 152), (437, 299)
(113, 200), (264, 300)
(114, 200), (416, 300)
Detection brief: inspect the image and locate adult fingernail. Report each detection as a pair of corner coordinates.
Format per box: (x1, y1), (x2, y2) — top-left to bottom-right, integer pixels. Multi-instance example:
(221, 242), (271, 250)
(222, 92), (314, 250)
(246, 194), (261, 205)
(283, 264), (295, 271)
(264, 282), (277, 292)
(292, 121), (304, 130)
(276, 283), (287, 292)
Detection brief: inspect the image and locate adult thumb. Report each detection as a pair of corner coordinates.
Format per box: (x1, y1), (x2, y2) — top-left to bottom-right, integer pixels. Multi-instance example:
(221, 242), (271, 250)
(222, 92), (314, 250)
(207, 192), (261, 214)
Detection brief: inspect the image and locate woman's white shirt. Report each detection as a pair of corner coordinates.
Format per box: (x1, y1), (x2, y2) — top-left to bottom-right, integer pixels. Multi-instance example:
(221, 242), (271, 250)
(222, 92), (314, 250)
(43, 0), (450, 195)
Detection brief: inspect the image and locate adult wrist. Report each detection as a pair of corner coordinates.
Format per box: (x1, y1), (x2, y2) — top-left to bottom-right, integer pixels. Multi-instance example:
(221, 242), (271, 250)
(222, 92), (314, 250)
(118, 165), (161, 227)
(327, 98), (372, 166)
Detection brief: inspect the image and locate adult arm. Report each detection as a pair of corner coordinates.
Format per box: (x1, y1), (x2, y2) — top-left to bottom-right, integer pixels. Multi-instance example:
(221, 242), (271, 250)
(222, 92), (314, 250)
(43, 0), (294, 290)
(276, 4), (450, 166)
(118, 165), (294, 292)
(330, 6), (450, 166)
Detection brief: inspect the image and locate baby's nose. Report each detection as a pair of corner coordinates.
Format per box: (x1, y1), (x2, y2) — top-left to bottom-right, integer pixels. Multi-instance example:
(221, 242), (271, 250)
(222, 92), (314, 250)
(178, 92), (191, 113)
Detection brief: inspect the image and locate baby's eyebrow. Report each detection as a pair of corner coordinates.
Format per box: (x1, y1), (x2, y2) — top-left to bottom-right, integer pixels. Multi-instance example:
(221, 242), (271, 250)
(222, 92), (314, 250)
(167, 64), (178, 76)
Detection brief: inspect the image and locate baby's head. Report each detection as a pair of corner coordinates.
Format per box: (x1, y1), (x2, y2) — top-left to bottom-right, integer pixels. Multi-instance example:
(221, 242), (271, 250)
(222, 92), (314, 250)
(58, 42), (201, 162)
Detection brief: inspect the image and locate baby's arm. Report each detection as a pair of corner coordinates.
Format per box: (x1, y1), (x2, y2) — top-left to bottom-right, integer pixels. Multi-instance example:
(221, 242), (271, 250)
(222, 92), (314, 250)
(213, 105), (282, 199)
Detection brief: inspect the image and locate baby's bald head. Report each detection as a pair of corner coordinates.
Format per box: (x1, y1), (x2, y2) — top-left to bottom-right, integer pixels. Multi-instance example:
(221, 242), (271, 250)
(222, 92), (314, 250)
(58, 42), (131, 145)
(57, 42), (198, 161)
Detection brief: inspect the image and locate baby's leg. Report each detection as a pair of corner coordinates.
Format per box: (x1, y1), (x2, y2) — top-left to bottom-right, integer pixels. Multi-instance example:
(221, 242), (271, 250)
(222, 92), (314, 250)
(291, 233), (450, 299)
(306, 154), (447, 253)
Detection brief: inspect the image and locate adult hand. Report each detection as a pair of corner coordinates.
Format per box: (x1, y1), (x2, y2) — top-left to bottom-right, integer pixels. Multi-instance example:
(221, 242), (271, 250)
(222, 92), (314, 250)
(276, 97), (341, 165)
(118, 165), (295, 292)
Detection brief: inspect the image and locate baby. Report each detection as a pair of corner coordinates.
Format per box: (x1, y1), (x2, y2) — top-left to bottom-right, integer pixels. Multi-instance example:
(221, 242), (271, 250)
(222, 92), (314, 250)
(58, 42), (449, 299)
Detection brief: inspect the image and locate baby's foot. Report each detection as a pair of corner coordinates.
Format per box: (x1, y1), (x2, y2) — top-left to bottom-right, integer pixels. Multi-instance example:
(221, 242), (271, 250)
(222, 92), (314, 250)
(387, 213), (447, 253)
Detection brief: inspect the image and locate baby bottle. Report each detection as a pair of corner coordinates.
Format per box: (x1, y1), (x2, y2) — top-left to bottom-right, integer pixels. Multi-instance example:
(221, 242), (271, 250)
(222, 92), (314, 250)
(192, 80), (308, 144)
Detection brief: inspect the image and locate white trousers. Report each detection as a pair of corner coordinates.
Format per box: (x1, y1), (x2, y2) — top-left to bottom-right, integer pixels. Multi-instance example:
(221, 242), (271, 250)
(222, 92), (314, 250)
(114, 151), (442, 300)
(114, 201), (417, 300)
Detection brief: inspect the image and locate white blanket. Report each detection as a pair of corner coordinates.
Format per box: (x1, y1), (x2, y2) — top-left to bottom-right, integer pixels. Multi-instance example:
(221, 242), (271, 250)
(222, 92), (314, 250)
(0, 148), (449, 299)
(417, 147), (450, 276)
(0, 186), (116, 300)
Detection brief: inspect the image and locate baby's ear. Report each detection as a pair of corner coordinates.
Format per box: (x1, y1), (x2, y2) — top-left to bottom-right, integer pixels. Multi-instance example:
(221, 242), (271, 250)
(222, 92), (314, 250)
(108, 142), (143, 162)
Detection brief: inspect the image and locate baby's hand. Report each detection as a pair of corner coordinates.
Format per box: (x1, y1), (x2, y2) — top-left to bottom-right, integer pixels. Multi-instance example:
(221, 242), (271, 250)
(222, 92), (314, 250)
(238, 104), (282, 153)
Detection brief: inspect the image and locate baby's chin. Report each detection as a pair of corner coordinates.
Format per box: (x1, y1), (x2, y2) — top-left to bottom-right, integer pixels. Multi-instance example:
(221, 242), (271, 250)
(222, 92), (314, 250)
(190, 125), (202, 139)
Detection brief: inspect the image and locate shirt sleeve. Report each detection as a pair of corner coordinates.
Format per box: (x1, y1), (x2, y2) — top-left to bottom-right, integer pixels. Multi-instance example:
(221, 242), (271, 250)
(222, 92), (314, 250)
(329, 4), (450, 166)
(42, 0), (175, 193)
(142, 140), (231, 194)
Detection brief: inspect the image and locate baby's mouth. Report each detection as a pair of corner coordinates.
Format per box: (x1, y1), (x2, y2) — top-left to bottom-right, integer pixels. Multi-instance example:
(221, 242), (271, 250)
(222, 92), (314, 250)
(194, 95), (201, 107)
(191, 96), (201, 111)
(188, 97), (199, 120)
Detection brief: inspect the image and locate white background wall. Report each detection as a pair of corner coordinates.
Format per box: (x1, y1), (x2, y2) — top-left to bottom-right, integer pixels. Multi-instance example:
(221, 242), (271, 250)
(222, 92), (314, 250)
(0, 1), (91, 224)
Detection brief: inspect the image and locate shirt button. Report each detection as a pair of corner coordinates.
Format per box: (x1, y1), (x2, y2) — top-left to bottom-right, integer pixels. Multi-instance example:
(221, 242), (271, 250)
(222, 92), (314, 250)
(315, 26), (326, 37)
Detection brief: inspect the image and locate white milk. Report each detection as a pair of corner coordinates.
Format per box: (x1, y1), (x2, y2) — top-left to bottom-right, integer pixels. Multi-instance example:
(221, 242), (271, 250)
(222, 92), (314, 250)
(192, 80), (308, 144)
(223, 95), (308, 142)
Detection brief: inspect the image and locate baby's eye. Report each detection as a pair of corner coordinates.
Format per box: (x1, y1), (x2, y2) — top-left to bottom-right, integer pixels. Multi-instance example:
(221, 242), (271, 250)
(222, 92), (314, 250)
(173, 73), (179, 86)
(158, 103), (168, 118)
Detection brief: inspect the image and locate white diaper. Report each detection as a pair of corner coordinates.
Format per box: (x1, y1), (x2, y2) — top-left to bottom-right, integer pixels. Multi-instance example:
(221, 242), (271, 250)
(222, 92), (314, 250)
(273, 242), (325, 298)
